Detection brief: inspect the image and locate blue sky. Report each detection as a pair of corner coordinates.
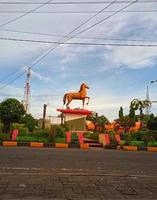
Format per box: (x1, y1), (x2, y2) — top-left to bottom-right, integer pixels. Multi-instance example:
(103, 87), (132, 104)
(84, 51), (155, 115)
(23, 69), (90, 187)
(0, 0), (157, 120)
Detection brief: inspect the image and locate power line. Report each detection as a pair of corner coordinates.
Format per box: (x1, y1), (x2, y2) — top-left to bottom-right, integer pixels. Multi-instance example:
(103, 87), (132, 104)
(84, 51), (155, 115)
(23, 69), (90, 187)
(0, 1), (156, 4)
(0, 0), (55, 84)
(0, 0), (138, 89)
(71, 0), (138, 38)
(0, 0), (118, 89)
(1, 37), (157, 46)
(1, 28), (157, 43)
(0, 0), (54, 28)
(0, 10), (157, 14)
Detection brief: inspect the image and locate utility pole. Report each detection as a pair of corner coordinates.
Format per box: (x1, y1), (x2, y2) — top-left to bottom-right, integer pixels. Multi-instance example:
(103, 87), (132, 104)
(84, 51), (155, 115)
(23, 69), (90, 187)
(42, 104), (47, 129)
(23, 67), (31, 114)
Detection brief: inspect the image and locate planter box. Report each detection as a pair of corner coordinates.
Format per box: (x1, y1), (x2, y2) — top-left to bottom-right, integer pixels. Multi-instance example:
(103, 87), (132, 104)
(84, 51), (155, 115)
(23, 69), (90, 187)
(30, 142), (43, 148)
(55, 143), (68, 148)
(3, 141), (17, 146)
(80, 143), (89, 149)
(123, 146), (138, 151)
(147, 147), (157, 152)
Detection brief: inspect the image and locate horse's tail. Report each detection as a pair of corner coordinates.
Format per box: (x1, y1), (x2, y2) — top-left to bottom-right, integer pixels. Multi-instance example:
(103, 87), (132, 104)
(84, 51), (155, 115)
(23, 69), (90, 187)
(63, 93), (67, 105)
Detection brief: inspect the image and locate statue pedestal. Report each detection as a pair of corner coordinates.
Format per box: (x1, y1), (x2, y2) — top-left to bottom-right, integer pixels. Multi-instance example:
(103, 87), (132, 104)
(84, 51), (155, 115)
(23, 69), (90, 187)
(57, 109), (93, 131)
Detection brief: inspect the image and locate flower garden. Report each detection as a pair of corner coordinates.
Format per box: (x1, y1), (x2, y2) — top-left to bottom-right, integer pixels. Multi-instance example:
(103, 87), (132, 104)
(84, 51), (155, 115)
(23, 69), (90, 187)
(0, 98), (157, 151)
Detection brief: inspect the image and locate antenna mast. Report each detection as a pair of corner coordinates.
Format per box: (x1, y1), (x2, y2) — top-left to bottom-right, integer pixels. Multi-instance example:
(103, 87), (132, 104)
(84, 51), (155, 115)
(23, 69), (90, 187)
(23, 67), (31, 114)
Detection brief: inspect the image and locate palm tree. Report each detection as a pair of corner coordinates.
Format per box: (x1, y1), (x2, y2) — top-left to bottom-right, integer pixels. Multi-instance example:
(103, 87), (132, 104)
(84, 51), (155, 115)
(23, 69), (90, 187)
(130, 99), (151, 116)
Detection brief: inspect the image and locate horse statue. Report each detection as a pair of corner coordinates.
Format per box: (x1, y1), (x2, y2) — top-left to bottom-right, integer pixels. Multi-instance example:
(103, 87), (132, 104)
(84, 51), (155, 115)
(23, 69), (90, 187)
(63, 83), (90, 109)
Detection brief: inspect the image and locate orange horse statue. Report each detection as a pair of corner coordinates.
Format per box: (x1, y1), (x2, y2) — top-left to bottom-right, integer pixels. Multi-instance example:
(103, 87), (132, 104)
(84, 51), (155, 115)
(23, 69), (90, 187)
(63, 83), (90, 109)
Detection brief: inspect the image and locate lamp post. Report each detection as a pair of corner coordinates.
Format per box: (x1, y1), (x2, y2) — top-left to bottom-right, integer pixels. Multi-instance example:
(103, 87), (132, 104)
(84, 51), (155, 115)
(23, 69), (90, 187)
(42, 104), (47, 129)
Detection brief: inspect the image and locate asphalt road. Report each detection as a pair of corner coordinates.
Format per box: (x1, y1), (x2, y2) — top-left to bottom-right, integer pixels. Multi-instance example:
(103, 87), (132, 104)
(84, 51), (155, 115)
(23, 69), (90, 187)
(0, 147), (156, 200)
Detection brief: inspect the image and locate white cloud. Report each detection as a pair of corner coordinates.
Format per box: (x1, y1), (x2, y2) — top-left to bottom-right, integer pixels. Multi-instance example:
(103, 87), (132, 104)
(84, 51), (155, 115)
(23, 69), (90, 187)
(31, 69), (52, 83)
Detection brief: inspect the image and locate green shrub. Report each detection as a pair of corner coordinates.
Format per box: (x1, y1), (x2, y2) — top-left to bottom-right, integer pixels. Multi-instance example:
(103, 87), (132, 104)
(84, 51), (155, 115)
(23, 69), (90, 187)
(11, 123), (29, 136)
(16, 136), (37, 142)
(122, 131), (143, 141)
(128, 141), (146, 147)
(16, 136), (49, 142)
(147, 141), (157, 147)
(84, 132), (99, 140)
(141, 131), (157, 142)
(0, 133), (11, 141)
(71, 133), (78, 140)
(55, 137), (66, 143)
(121, 140), (126, 146)
(147, 117), (157, 130)
(32, 129), (49, 138)
(53, 125), (67, 138)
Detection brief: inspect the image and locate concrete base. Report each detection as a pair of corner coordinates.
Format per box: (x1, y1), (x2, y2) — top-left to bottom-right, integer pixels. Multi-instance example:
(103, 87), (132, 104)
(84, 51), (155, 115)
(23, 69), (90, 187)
(57, 109), (93, 131)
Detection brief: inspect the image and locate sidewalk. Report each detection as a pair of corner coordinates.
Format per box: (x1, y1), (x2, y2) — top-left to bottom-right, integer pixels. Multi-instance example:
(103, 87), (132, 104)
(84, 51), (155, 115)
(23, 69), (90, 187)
(0, 172), (156, 200)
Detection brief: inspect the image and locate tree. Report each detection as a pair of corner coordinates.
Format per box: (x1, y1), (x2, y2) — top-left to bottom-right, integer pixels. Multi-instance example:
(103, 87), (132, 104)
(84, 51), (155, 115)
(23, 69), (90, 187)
(0, 98), (25, 133)
(20, 114), (38, 132)
(119, 107), (124, 119)
(115, 116), (135, 132)
(129, 105), (136, 122)
(147, 115), (157, 130)
(130, 99), (151, 117)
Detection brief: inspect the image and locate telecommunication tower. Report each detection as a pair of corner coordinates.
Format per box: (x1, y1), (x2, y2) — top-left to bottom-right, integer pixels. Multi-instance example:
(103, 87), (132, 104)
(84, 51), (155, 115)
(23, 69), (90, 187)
(23, 67), (31, 113)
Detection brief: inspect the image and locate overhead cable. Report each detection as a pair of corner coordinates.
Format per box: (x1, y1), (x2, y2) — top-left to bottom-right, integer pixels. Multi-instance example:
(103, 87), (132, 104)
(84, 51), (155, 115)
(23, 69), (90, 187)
(0, 10), (157, 14)
(0, 0), (54, 28)
(0, 0), (118, 88)
(0, 0), (138, 89)
(0, 1), (156, 4)
(1, 28), (157, 43)
(1, 37), (157, 46)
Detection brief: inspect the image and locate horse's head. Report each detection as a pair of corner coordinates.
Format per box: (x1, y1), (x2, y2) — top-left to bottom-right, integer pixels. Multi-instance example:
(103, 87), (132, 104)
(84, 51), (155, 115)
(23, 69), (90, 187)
(81, 82), (90, 89)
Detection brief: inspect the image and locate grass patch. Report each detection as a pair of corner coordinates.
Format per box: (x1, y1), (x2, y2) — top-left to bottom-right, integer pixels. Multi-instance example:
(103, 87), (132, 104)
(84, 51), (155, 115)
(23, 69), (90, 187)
(128, 141), (146, 147)
(147, 141), (157, 147)
(55, 137), (66, 143)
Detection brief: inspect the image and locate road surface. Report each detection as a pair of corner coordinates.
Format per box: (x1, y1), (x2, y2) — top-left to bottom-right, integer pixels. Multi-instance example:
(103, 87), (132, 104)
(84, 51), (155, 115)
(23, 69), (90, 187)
(0, 147), (156, 200)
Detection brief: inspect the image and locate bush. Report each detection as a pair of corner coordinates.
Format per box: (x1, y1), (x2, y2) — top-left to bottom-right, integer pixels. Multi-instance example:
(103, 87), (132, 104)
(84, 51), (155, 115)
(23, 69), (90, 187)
(84, 132), (99, 140)
(54, 125), (67, 138)
(71, 133), (78, 140)
(121, 140), (126, 146)
(0, 133), (11, 141)
(11, 123), (29, 135)
(55, 137), (66, 143)
(147, 117), (157, 130)
(16, 136), (49, 142)
(122, 132), (142, 141)
(141, 131), (157, 142)
(32, 129), (49, 138)
(128, 141), (146, 147)
(147, 141), (157, 147)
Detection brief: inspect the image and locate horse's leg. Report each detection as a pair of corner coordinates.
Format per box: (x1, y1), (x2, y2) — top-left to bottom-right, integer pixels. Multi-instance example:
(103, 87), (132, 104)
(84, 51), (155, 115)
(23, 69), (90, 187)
(66, 96), (72, 109)
(86, 97), (90, 105)
(82, 99), (85, 109)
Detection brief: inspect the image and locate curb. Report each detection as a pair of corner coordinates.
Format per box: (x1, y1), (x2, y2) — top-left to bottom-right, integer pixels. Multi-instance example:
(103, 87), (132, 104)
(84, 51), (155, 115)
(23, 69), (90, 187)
(3, 141), (17, 146)
(123, 146), (138, 151)
(121, 146), (157, 152)
(80, 143), (89, 149)
(0, 141), (90, 149)
(0, 141), (157, 151)
(55, 143), (68, 148)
